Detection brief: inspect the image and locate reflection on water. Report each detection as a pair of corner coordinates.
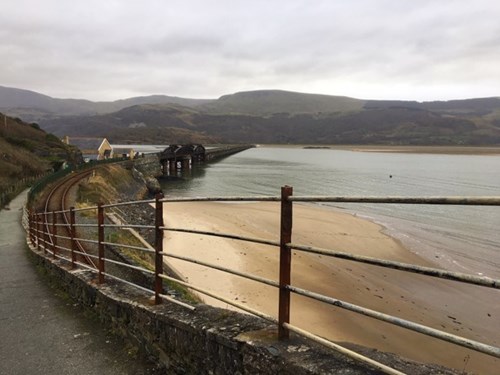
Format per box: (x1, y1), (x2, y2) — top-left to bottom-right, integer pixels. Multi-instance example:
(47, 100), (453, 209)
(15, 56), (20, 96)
(160, 147), (500, 278)
(159, 164), (207, 189)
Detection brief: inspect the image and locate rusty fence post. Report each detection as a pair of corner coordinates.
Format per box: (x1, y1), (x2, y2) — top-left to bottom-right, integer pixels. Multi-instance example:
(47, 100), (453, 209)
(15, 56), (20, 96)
(32, 212), (37, 247)
(154, 192), (164, 304)
(37, 213), (42, 251)
(279, 185), (293, 340)
(69, 207), (76, 269)
(42, 212), (48, 255)
(52, 211), (57, 259)
(28, 211), (33, 246)
(98, 203), (105, 284)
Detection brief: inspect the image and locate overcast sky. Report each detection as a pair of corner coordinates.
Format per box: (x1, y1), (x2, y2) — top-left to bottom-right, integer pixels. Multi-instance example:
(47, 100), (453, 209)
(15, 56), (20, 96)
(1, 0), (499, 101)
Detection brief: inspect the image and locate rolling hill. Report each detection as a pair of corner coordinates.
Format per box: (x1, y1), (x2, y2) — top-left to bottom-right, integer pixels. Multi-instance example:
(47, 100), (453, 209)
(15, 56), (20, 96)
(39, 101), (500, 145)
(2, 85), (500, 145)
(199, 90), (364, 115)
(0, 85), (212, 122)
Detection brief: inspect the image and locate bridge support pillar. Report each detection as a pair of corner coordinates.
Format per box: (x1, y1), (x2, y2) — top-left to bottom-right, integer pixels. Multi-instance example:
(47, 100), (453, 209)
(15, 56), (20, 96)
(181, 158), (191, 170)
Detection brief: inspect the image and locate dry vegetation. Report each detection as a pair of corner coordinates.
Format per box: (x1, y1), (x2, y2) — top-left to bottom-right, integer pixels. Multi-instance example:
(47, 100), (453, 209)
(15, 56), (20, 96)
(75, 164), (199, 303)
(77, 164), (147, 205)
(0, 113), (78, 207)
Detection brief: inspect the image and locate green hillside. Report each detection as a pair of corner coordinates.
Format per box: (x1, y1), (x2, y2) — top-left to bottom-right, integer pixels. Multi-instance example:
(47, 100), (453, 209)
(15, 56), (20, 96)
(201, 90), (364, 115)
(0, 113), (79, 208)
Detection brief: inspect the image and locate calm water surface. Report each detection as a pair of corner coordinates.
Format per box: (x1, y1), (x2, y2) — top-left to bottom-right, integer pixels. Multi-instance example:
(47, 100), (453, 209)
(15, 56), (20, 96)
(161, 147), (500, 278)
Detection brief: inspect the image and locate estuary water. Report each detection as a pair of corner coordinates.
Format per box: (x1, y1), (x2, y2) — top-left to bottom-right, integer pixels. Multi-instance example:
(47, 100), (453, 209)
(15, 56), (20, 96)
(160, 146), (500, 278)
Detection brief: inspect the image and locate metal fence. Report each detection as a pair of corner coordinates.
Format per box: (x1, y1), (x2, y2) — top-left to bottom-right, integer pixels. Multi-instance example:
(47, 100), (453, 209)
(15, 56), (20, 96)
(26, 187), (500, 375)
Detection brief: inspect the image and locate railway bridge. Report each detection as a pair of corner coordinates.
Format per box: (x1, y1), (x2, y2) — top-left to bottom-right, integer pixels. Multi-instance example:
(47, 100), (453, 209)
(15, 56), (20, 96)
(158, 144), (254, 176)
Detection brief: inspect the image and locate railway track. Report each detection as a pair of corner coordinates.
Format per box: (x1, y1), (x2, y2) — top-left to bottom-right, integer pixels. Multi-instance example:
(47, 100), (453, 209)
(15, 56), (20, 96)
(41, 169), (97, 268)
(37, 167), (154, 287)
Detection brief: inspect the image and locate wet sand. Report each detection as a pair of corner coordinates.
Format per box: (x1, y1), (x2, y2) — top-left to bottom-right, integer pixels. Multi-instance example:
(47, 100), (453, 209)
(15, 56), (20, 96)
(163, 201), (499, 374)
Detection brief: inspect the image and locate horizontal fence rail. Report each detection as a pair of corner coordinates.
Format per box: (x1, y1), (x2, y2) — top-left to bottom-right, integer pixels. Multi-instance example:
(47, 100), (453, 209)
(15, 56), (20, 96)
(27, 188), (500, 375)
(290, 196), (500, 205)
(290, 243), (500, 289)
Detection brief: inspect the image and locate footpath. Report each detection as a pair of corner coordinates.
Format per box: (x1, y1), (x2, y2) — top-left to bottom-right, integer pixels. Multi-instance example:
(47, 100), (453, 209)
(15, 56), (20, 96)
(0, 191), (160, 375)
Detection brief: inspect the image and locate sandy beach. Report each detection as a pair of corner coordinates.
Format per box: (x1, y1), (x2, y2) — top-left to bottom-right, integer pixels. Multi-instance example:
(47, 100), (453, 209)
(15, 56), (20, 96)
(163, 201), (499, 374)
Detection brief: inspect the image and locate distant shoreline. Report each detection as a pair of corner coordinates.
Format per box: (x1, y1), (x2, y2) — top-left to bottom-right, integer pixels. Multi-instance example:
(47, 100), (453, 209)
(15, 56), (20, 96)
(257, 144), (500, 155)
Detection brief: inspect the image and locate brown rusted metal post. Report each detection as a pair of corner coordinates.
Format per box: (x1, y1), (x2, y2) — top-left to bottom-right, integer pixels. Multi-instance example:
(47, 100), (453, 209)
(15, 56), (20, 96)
(28, 211), (33, 246)
(42, 212), (48, 254)
(51, 211), (57, 259)
(29, 211), (33, 246)
(154, 192), (164, 304)
(97, 203), (105, 284)
(36, 213), (42, 251)
(33, 213), (37, 247)
(279, 185), (293, 340)
(69, 207), (76, 269)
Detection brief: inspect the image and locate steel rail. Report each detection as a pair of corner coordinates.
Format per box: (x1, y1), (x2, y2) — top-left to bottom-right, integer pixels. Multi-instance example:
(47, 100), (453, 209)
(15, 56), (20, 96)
(54, 244), (71, 253)
(53, 234), (71, 241)
(43, 170), (88, 235)
(41, 169), (97, 269)
(101, 272), (194, 310)
(289, 196), (500, 205)
(159, 273), (276, 322)
(73, 238), (99, 245)
(161, 196), (281, 203)
(288, 285), (500, 358)
(158, 292), (196, 311)
(72, 223), (98, 228)
(75, 260), (99, 272)
(163, 227), (280, 248)
(59, 171), (96, 268)
(162, 253), (279, 288)
(103, 258), (155, 275)
(73, 250), (99, 260)
(102, 272), (154, 294)
(71, 206), (98, 213)
(53, 252), (70, 262)
(101, 199), (155, 209)
(289, 244), (500, 289)
(101, 241), (155, 254)
(283, 323), (406, 375)
(101, 223), (155, 229)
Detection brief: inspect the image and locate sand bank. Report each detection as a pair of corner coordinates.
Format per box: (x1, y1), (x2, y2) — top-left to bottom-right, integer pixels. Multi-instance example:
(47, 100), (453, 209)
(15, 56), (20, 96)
(163, 202), (499, 374)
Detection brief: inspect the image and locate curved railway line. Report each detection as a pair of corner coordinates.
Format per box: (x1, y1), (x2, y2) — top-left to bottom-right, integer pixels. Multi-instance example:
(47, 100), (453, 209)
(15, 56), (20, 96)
(41, 169), (96, 268)
(35, 167), (155, 287)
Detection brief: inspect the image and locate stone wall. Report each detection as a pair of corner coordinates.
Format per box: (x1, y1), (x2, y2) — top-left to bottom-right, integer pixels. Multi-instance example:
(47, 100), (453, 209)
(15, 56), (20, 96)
(27, 243), (458, 375)
(130, 154), (162, 194)
(133, 154), (163, 178)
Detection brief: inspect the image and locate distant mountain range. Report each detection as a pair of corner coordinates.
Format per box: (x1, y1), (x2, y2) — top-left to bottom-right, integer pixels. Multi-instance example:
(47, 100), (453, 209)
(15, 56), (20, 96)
(1, 85), (500, 145)
(0, 85), (211, 120)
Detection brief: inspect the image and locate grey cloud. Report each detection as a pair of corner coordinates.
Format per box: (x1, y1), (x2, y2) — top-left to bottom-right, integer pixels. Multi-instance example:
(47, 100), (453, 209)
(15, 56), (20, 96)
(1, 0), (499, 101)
